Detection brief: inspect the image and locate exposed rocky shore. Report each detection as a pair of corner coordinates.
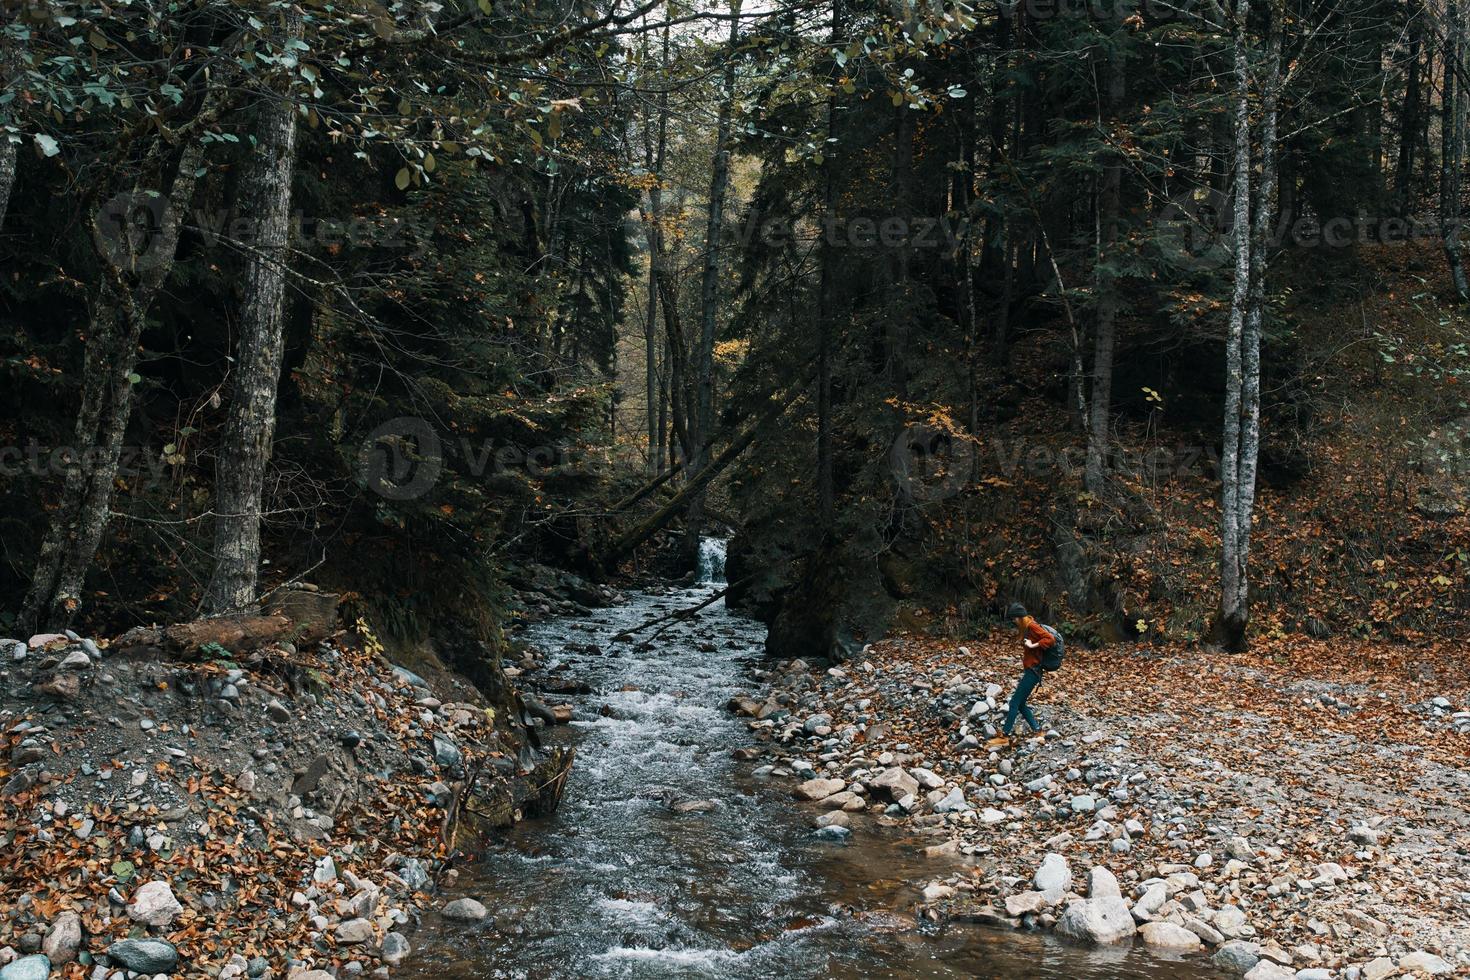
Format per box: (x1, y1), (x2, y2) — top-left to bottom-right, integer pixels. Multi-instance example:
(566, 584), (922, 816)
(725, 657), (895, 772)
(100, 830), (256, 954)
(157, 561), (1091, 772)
(730, 636), (1470, 979)
(0, 587), (576, 980)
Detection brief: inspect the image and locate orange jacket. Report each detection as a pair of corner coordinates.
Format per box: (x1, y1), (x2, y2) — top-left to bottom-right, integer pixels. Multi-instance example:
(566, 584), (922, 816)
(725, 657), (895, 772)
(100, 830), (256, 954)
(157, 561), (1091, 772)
(1019, 616), (1056, 670)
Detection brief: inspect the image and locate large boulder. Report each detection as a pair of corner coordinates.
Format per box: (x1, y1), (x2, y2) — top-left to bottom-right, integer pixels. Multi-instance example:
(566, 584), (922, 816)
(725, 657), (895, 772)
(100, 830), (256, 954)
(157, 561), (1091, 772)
(1055, 896), (1135, 945)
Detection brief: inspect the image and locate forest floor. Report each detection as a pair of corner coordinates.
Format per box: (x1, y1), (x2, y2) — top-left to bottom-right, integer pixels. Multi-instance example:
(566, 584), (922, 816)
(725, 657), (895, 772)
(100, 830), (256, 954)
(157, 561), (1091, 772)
(736, 635), (1470, 978)
(0, 579), (597, 980)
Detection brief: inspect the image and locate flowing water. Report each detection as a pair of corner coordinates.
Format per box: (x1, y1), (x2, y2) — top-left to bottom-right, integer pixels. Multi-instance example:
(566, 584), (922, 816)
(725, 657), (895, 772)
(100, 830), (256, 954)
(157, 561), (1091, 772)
(402, 542), (1222, 979)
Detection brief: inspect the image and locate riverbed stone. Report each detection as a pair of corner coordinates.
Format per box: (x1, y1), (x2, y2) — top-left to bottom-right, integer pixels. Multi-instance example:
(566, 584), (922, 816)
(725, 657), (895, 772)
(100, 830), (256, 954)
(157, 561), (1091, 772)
(441, 898), (489, 922)
(0, 955), (51, 980)
(1242, 963), (1295, 980)
(1033, 852), (1072, 892)
(794, 777), (845, 801)
(107, 938), (178, 973)
(41, 912), (80, 964)
(1213, 940), (1263, 975)
(869, 767), (919, 801)
(380, 932), (411, 966)
(1055, 895), (1135, 945)
(1139, 922), (1203, 951)
(1398, 951), (1453, 975)
(128, 879), (183, 927)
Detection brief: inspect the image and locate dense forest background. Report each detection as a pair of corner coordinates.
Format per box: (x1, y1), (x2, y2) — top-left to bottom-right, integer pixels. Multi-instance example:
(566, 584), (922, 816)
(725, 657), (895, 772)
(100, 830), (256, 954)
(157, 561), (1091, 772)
(2, 0), (1468, 673)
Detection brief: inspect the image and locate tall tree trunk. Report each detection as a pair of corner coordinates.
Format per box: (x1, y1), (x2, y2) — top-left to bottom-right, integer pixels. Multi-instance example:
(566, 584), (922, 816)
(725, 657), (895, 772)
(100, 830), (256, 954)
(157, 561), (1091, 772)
(1231, 0), (1284, 650)
(1218, 0), (1282, 649)
(1085, 31), (1126, 493)
(1397, 8), (1422, 216)
(684, 0), (742, 566)
(815, 0), (843, 533)
(203, 12), (304, 614)
(1219, 0), (1256, 649)
(0, 38), (18, 228)
(1442, 0), (1469, 302)
(22, 136), (211, 631)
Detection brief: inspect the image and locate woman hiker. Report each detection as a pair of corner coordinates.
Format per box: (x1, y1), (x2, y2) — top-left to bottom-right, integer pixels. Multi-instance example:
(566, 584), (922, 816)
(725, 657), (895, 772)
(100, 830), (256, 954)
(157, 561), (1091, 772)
(985, 603), (1058, 749)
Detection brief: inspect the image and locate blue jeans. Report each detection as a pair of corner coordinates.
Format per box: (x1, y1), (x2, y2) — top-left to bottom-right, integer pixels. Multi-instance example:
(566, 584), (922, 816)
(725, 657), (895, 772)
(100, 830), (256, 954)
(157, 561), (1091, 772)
(1003, 668), (1043, 735)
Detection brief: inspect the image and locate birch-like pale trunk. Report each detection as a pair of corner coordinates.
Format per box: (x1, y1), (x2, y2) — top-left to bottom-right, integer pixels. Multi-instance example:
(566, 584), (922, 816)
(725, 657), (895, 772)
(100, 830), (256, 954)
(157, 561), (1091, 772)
(1219, 0), (1255, 647)
(0, 38), (19, 229)
(0, 135), (14, 232)
(203, 11), (304, 614)
(22, 136), (211, 631)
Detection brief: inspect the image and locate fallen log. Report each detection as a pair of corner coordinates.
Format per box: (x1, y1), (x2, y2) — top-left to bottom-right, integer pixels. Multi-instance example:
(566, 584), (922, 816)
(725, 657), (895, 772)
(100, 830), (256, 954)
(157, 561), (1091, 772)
(113, 587), (340, 656)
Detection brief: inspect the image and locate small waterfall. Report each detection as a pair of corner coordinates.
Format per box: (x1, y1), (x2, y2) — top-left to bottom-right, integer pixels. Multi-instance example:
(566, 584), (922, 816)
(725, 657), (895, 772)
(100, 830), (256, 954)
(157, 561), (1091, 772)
(696, 537), (728, 585)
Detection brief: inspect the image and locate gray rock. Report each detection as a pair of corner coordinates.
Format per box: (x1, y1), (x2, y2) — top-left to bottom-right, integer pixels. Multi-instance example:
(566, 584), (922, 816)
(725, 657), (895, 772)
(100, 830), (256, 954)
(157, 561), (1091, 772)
(336, 919), (375, 944)
(803, 713), (832, 734)
(1397, 951), (1453, 975)
(1295, 970), (1333, 980)
(441, 898), (488, 922)
(380, 932), (411, 966)
(1214, 905), (1250, 938)
(432, 735), (462, 768)
(107, 938), (178, 973)
(1055, 896), (1135, 945)
(1139, 922), (1203, 951)
(1225, 835), (1254, 862)
(396, 858), (430, 892)
(0, 955), (51, 980)
(1070, 794), (1097, 813)
(1213, 940), (1263, 975)
(1087, 865), (1121, 900)
(58, 650), (92, 670)
(392, 665), (431, 689)
(265, 699), (292, 723)
(42, 911), (81, 964)
(812, 824), (851, 841)
(1004, 891), (1048, 917)
(794, 777), (846, 801)
(1033, 852), (1072, 892)
(1242, 964), (1294, 980)
(932, 788), (969, 813)
(869, 767), (920, 801)
(127, 879), (183, 927)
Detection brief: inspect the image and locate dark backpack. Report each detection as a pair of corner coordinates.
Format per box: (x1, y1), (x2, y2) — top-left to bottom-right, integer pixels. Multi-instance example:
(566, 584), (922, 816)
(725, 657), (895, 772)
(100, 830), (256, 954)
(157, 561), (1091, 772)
(1039, 625), (1065, 672)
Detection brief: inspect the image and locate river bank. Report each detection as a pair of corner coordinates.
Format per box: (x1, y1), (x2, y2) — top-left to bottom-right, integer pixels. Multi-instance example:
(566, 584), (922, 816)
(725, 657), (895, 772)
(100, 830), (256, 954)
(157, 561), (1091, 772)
(0, 583), (578, 980)
(730, 635), (1470, 979)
